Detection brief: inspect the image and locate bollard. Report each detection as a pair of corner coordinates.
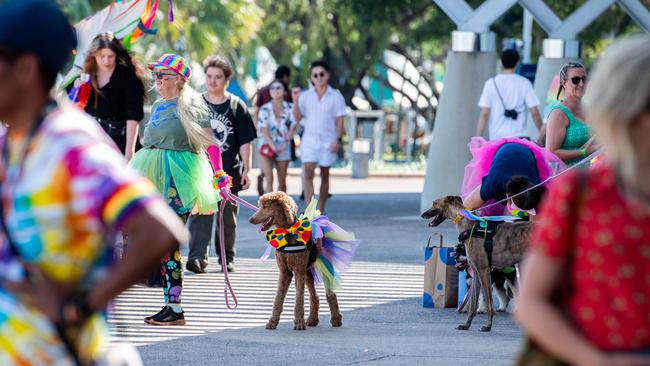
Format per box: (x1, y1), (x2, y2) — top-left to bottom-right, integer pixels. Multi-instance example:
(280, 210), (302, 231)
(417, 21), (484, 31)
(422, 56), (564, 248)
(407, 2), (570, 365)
(351, 138), (371, 179)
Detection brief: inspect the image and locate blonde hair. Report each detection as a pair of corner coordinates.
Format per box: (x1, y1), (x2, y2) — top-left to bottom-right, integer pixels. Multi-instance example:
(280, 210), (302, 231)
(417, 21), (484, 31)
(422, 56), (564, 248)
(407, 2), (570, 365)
(556, 62), (585, 100)
(175, 79), (217, 152)
(584, 35), (650, 183)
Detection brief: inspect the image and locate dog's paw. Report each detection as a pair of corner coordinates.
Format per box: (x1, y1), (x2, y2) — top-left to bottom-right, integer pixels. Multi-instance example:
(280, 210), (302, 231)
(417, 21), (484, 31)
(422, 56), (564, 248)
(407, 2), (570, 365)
(479, 325), (492, 332)
(294, 321), (306, 331)
(477, 307), (488, 314)
(306, 317), (319, 327)
(265, 321), (278, 330)
(456, 324), (470, 331)
(330, 316), (342, 327)
(497, 307), (507, 313)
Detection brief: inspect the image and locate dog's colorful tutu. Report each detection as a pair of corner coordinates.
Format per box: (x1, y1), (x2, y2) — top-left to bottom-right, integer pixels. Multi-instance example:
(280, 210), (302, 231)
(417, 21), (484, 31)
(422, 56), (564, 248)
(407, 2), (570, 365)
(300, 199), (360, 292)
(461, 137), (566, 215)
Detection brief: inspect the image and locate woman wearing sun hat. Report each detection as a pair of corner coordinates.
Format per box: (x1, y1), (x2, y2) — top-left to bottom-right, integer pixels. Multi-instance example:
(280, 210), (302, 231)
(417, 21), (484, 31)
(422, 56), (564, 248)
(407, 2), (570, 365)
(130, 53), (224, 325)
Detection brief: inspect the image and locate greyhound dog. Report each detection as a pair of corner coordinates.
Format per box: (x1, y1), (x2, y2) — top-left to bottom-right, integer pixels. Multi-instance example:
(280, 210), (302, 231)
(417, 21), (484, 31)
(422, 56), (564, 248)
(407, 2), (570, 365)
(421, 196), (532, 332)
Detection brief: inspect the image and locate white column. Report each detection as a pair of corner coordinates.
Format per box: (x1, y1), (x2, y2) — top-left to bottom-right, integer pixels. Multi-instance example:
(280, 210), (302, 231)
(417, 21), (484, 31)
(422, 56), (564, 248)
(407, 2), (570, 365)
(421, 49), (497, 211)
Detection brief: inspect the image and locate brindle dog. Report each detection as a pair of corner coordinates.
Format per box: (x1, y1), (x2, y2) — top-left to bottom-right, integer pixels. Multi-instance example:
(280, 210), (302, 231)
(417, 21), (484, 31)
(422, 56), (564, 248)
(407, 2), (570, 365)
(249, 191), (342, 330)
(421, 196), (532, 332)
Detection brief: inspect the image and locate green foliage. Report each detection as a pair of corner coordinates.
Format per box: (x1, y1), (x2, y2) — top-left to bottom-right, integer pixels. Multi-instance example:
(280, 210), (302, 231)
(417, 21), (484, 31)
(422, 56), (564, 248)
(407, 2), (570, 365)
(42, 0), (650, 104)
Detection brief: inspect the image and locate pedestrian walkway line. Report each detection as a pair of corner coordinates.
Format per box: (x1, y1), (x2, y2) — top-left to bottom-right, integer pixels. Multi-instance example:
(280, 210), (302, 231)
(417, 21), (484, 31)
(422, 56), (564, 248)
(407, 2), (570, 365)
(108, 258), (423, 347)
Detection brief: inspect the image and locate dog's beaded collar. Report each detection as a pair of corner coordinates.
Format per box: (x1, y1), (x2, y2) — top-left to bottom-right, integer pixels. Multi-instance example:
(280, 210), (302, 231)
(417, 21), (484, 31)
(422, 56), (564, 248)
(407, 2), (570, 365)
(265, 218), (313, 251)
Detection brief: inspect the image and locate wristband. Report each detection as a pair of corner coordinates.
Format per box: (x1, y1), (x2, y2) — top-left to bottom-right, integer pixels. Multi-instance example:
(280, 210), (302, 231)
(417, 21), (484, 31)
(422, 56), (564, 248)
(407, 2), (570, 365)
(580, 148), (587, 158)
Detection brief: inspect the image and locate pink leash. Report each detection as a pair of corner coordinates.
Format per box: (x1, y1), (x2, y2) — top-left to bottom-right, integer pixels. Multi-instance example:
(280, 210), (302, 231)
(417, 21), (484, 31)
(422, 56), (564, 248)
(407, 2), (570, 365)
(213, 199), (238, 309)
(214, 189), (259, 310)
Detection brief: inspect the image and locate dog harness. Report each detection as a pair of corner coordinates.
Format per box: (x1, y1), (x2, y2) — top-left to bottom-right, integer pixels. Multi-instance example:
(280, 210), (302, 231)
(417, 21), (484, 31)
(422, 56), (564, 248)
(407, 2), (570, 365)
(265, 218), (313, 253)
(458, 221), (503, 268)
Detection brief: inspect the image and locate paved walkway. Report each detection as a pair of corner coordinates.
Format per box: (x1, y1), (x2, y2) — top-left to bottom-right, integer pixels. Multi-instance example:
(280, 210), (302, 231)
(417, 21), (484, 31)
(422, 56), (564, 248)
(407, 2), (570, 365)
(108, 173), (523, 365)
(109, 259), (422, 347)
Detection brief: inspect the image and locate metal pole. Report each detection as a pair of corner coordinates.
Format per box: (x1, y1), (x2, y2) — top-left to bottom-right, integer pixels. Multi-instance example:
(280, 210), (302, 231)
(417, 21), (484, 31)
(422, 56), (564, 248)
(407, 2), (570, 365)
(523, 8), (533, 63)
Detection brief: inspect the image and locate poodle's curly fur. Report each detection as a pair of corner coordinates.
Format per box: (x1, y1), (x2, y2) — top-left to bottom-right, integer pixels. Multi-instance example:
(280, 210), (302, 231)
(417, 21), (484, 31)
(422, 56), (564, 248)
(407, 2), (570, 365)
(250, 191), (342, 330)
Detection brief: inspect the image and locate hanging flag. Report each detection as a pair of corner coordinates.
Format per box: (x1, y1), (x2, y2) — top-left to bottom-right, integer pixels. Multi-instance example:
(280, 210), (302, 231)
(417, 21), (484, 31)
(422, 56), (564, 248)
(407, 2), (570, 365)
(60, 0), (161, 87)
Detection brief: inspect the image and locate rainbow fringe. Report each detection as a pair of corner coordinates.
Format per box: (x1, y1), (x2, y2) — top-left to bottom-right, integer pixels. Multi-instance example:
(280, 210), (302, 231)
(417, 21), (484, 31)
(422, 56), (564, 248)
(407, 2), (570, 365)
(301, 200), (360, 293)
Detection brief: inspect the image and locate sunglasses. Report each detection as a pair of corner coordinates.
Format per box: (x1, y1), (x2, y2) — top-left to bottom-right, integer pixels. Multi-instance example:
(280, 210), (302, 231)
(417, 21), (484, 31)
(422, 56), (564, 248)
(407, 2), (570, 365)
(312, 72), (326, 78)
(152, 71), (177, 80)
(570, 76), (587, 85)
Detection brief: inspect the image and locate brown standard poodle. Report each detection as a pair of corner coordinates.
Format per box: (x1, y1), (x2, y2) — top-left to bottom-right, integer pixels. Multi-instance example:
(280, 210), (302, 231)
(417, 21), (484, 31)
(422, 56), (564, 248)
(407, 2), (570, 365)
(249, 191), (342, 330)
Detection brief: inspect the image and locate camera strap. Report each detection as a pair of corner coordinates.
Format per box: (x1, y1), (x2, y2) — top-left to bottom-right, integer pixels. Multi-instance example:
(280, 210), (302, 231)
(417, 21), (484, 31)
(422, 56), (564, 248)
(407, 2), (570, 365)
(492, 77), (509, 111)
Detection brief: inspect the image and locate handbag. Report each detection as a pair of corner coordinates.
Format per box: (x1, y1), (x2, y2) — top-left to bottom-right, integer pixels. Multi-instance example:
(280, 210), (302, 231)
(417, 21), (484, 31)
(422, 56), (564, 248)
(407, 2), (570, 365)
(259, 143), (276, 159)
(515, 170), (587, 366)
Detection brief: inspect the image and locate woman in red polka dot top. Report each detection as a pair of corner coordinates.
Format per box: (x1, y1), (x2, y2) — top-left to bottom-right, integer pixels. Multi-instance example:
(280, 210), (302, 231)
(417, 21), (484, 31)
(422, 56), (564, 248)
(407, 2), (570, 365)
(516, 36), (650, 366)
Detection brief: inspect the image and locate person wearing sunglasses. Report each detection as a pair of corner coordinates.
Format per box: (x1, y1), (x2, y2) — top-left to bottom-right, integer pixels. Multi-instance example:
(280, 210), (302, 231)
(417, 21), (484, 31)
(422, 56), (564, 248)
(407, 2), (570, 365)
(257, 79), (299, 193)
(292, 60), (346, 213)
(545, 62), (598, 165)
(253, 65), (293, 196)
(129, 54), (222, 325)
(67, 32), (146, 161)
(0, 1), (188, 364)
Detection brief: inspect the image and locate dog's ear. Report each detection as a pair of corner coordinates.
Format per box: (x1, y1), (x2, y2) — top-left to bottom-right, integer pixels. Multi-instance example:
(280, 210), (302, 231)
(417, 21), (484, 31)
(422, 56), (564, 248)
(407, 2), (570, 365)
(283, 196), (298, 225)
(445, 195), (463, 206)
(452, 196), (463, 205)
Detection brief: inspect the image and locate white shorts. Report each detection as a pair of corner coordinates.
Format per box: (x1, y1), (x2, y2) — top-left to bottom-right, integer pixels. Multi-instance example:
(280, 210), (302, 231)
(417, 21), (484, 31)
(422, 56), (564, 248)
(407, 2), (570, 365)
(300, 140), (337, 167)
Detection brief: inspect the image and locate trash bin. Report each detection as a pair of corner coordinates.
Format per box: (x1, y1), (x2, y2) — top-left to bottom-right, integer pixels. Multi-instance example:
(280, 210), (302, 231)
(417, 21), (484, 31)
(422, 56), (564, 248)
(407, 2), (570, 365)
(351, 138), (371, 179)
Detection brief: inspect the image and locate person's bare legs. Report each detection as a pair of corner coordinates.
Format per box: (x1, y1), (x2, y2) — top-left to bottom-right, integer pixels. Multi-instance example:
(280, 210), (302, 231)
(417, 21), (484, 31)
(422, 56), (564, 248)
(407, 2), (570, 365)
(277, 160), (289, 193)
(319, 166), (330, 212)
(302, 162), (317, 203)
(261, 156), (275, 194)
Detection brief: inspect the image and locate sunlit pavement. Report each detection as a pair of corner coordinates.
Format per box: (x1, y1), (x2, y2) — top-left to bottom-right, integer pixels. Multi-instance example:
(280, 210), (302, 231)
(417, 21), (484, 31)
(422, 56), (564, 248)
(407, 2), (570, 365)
(109, 171), (522, 365)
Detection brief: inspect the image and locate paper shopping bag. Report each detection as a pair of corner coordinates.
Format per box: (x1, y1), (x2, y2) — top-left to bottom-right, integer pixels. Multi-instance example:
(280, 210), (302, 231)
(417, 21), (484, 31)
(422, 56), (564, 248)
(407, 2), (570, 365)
(423, 234), (458, 308)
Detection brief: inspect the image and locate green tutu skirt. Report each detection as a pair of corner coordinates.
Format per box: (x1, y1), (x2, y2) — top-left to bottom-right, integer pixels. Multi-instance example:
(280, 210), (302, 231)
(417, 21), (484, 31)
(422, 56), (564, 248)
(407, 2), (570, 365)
(130, 148), (219, 214)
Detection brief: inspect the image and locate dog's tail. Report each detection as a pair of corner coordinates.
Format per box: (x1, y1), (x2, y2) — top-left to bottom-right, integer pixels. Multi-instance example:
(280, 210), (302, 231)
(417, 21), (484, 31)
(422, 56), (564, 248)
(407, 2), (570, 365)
(309, 216), (360, 293)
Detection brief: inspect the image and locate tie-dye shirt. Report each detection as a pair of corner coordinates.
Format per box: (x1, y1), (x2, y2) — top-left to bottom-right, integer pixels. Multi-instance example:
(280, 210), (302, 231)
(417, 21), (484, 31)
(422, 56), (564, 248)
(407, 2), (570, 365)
(0, 105), (160, 365)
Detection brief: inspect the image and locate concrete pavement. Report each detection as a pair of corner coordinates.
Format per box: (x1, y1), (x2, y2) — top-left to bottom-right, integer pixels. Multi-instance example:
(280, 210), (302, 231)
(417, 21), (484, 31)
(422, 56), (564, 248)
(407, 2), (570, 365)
(109, 171), (523, 365)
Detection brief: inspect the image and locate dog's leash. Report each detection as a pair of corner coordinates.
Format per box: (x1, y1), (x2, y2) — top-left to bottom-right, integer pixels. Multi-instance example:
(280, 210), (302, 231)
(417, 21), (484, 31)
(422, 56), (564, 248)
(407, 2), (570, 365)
(212, 172), (261, 310)
(211, 199), (238, 309)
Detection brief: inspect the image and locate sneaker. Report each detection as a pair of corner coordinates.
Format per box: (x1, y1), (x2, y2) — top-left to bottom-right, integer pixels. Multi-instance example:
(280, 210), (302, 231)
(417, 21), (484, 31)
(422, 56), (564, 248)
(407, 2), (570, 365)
(186, 259), (206, 274)
(219, 262), (234, 273)
(144, 306), (169, 323)
(147, 306), (186, 326)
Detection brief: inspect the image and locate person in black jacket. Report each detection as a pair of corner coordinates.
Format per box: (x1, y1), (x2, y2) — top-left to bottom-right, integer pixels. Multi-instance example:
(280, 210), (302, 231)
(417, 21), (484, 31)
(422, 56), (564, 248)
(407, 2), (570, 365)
(72, 32), (147, 160)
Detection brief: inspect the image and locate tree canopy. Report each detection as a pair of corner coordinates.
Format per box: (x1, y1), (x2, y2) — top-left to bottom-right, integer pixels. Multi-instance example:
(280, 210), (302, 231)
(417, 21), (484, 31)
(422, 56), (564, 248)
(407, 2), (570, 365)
(54, 0), (647, 119)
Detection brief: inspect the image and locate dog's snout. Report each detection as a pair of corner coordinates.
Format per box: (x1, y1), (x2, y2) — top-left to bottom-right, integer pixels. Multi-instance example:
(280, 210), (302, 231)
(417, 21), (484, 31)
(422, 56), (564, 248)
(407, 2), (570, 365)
(421, 208), (436, 219)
